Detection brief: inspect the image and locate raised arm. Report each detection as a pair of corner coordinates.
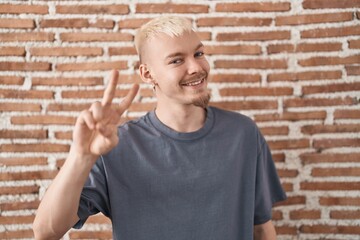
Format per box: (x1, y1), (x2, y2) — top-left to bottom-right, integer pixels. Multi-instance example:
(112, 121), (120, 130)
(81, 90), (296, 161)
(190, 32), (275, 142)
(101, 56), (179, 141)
(33, 70), (139, 240)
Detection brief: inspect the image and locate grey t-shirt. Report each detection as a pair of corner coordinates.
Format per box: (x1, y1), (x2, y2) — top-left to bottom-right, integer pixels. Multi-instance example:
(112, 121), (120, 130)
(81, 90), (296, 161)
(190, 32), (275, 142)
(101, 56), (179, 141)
(75, 107), (286, 240)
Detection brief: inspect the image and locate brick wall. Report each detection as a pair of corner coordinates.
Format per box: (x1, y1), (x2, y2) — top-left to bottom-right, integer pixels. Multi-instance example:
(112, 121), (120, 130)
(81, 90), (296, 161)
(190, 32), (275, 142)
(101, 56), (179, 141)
(0, 0), (359, 239)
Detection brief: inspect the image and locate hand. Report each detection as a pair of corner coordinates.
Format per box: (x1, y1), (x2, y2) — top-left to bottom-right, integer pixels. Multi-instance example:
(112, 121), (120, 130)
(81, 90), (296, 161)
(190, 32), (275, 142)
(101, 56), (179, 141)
(70, 70), (139, 159)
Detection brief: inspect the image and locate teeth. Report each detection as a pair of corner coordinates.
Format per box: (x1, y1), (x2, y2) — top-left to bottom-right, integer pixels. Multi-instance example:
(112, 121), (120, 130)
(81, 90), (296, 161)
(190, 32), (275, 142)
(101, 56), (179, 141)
(183, 78), (204, 86)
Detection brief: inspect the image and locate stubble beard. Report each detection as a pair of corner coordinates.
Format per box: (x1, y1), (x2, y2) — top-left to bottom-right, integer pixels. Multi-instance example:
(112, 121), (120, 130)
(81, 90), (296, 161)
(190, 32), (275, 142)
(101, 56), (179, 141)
(192, 89), (211, 108)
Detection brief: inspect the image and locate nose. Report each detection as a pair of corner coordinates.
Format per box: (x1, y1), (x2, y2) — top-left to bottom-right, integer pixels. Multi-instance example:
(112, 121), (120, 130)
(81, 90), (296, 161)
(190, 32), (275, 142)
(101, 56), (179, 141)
(187, 57), (203, 75)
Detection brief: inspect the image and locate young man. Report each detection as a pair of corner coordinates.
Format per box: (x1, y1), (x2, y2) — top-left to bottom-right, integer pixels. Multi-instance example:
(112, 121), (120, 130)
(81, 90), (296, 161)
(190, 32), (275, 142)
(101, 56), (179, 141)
(33, 16), (286, 240)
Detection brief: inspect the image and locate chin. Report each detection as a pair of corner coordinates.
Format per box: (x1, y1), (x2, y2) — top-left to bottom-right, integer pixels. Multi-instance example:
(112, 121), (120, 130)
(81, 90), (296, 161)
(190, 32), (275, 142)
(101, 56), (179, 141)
(192, 91), (211, 108)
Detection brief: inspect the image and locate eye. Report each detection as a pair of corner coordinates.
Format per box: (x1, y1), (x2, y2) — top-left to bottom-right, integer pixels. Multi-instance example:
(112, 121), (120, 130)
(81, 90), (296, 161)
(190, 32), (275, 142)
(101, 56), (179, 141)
(169, 58), (183, 65)
(195, 51), (205, 58)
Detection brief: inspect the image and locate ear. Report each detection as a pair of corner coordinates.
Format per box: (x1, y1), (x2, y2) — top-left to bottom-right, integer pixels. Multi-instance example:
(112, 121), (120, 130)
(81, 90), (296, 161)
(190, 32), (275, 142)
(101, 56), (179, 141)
(139, 63), (154, 84)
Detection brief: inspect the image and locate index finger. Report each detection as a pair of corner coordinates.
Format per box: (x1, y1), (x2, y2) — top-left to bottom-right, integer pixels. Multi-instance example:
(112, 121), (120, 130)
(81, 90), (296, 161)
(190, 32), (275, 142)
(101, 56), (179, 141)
(101, 70), (119, 107)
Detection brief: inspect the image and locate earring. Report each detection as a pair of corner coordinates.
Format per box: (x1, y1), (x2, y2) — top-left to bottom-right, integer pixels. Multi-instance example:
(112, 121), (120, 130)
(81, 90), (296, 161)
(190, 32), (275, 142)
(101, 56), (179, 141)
(152, 83), (157, 92)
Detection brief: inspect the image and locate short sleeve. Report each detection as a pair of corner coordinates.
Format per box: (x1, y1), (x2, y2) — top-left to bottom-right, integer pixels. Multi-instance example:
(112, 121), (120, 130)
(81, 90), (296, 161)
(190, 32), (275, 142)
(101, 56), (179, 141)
(254, 133), (287, 225)
(73, 156), (111, 229)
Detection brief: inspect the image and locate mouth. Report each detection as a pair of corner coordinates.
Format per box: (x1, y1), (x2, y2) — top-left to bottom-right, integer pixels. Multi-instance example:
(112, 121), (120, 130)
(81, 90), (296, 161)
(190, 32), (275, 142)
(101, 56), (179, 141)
(181, 77), (206, 87)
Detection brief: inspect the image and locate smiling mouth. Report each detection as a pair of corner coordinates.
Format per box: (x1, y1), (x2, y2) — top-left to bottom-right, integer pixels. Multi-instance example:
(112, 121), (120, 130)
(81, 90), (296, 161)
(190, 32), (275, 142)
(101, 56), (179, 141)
(181, 77), (205, 87)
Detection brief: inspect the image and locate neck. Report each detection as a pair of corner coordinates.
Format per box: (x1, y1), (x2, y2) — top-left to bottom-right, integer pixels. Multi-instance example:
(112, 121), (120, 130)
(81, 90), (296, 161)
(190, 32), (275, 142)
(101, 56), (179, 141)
(155, 103), (207, 133)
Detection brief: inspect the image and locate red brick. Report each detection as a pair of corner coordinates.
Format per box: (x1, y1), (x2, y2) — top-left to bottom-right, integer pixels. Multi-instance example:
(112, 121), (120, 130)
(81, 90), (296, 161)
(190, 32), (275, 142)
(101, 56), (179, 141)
(301, 152), (360, 164)
(267, 70), (342, 82)
(0, 143), (69, 153)
(254, 111), (326, 122)
(220, 87), (293, 97)
(284, 97), (356, 108)
(0, 89), (53, 99)
(32, 77), (103, 86)
(109, 47), (137, 56)
(330, 210), (360, 219)
(301, 124), (360, 134)
(0, 215), (35, 224)
(40, 19), (113, 29)
(301, 181), (360, 191)
(0, 157), (48, 166)
(210, 101), (277, 111)
(0, 130), (47, 139)
(55, 131), (72, 140)
(47, 103), (90, 112)
(30, 47), (103, 56)
(281, 183), (293, 192)
(276, 12), (353, 26)
(197, 32), (212, 41)
(272, 210), (283, 221)
(0, 32), (54, 42)
(346, 65), (360, 75)
(56, 4), (129, 14)
(206, 45), (261, 55)
(290, 210), (321, 219)
(0, 200), (40, 211)
(0, 62), (51, 71)
(69, 230), (112, 239)
(0, 76), (25, 85)
(60, 32), (133, 42)
(272, 153), (286, 163)
(349, 39), (360, 48)
(61, 89), (131, 99)
(216, 2), (290, 12)
(274, 196), (306, 206)
(0, 103), (41, 112)
(217, 30), (290, 41)
(86, 214), (111, 224)
(136, 4), (208, 13)
(118, 18), (151, 29)
(320, 197), (360, 206)
(302, 82), (360, 95)
(260, 126), (289, 136)
(56, 61), (127, 71)
(277, 169), (298, 178)
(313, 138), (360, 149)
(210, 74), (261, 83)
(0, 18), (35, 29)
(0, 170), (58, 181)
(0, 230), (34, 239)
(11, 115), (76, 125)
(299, 55), (360, 66)
(334, 109), (360, 119)
(0, 4), (48, 14)
(301, 26), (360, 38)
(303, 0), (360, 9)
(267, 42), (342, 54)
(0, 185), (39, 195)
(197, 17), (272, 27)
(300, 225), (360, 235)
(312, 167), (360, 177)
(268, 139), (310, 150)
(0, 47), (26, 56)
(275, 226), (297, 235)
(215, 59), (287, 69)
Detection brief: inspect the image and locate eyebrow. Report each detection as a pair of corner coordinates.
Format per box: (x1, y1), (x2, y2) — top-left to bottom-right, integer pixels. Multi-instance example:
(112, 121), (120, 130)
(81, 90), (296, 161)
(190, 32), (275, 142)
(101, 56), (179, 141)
(165, 43), (204, 60)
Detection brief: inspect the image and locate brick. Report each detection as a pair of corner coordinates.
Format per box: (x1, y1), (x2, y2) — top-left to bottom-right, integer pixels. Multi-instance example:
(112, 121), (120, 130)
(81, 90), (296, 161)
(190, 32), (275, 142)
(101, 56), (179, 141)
(272, 210), (283, 221)
(217, 30), (290, 41)
(136, 4), (208, 13)
(0, 62), (51, 71)
(346, 65), (360, 75)
(139, 88), (153, 98)
(40, 19), (114, 29)
(272, 153), (286, 163)
(109, 47), (137, 56)
(32, 77), (103, 86)
(30, 47), (103, 56)
(0, 76), (25, 85)
(0, 89), (53, 99)
(277, 169), (298, 178)
(0, 230), (34, 239)
(128, 102), (156, 112)
(0, 157), (48, 166)
(330, 210), (360, 219)
(0, 18), (35, 29)
(0, 103), (41, 112)
(216, 2), (290, 12)
(302, 82), (360, 95)
(254, 111), (326, 122)
(267, 42), (342, 54)
(301, 26), (360, 38)
(197, 17), (272, 27)
(86, 214), (111, 224)
(334, 109), (360, 119)
(268, 139), (310, 150)
(290, 210), (321, 219)
(299, 55), (360, 66)
(56, 4), (129, 14)
(312, 167), (360, 177)
(301, 182), (360, 191)
(0, 170), (58, 181)
(118, 18), (151, 29)
(0, 4), (48, 14)
(281, 183), (293, 192)
(197, 32), (212, 41)
(55, 131), (72, 140)
(61, 89), (130, 99)
(260, 126), (289, 136)
(301, 152), (360, 164)
(267, 70), (342, 82)
(284, 97), (356, 108)
(47, 103), (89, 112)
(215, 59), (287, 69)
(210, 100), (277, 111)
(60, 32), (133, 42)
(0, 215), (35, 224)
(0, 200), (40, 211)
(11, 115), (76, 125)
(303, 0), (360, 9)
(220, 87), (292, 97)
(69, 230), (112, 239)
(320, 197), (360, 206)
(206, 45), (261, 55)
(349, 39), (360, 49)
(210, 74), (261, 83)
(0, 143), (69, 153)
(0, 32), (54, 42)
(274, 196), (306, 206)
(56, 61), (127, 71)
(302, 124), (360, 135)
(300, 225), (360, 235)
(313, 138), (360, 149)
(276, 12), (353, 26)
(0, 47), (26, 56)
(0, 129), (47, 139)
(275, 226), (298, 235)
(0, 185), (39, 195)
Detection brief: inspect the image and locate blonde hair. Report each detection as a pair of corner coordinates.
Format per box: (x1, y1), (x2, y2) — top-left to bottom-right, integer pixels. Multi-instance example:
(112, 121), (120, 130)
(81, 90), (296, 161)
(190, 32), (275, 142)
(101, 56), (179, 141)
(134, 16), (193, 60)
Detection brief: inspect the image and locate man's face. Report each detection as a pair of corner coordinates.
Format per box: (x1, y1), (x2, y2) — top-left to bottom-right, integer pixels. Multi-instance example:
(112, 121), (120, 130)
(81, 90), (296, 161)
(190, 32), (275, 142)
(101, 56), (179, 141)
(141, 31), (211, 108)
